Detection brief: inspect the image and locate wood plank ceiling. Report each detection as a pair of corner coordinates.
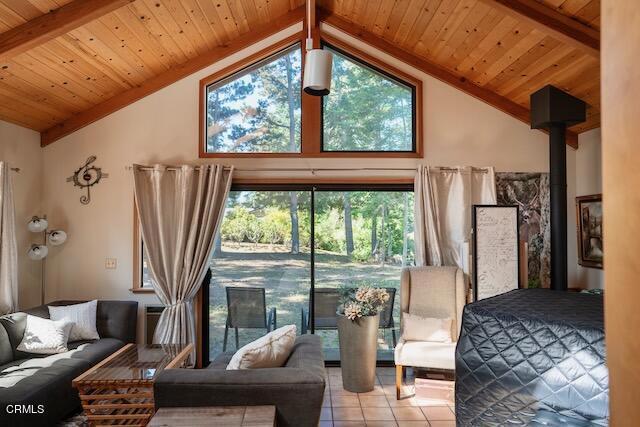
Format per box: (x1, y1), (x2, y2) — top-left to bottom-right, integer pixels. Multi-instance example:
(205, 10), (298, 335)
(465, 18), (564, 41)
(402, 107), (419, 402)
(0, 0), (600, 146)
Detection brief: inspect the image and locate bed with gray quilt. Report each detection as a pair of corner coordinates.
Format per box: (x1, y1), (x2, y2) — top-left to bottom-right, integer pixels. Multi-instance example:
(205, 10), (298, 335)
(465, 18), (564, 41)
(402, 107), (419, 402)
(455, 289), (608, 426)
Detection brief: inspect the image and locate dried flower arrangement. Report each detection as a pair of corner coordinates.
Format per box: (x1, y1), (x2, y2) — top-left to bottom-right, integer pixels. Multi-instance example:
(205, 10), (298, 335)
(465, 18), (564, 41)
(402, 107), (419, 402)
(337, 286), (390, 321)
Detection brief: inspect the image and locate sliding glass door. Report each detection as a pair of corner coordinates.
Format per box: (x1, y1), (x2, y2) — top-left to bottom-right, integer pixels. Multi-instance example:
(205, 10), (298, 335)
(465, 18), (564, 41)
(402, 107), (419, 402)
(206, 185), (414, 364)
(208, 189), (311, 359)
(313, 189), (414, 362)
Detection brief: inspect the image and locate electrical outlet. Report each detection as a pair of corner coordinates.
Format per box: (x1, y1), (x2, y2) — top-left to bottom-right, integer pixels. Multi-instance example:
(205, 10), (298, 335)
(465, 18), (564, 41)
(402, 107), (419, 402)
(105, 258), (117, 269)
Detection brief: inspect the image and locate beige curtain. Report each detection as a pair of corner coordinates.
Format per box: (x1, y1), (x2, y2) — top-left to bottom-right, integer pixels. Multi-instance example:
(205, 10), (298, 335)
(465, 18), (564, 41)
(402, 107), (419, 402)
(133, 164), (233, 346)
(0, 162), (18, 314)
(414, 166), (496, 268)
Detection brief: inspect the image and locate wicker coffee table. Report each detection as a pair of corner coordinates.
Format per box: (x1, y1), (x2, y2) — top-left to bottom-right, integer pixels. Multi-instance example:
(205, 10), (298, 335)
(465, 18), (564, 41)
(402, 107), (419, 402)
(73, 343), (192, 426)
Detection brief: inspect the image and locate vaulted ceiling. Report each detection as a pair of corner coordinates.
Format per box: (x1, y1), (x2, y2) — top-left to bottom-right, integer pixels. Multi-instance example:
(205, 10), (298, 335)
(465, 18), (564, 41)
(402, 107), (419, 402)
(0, 0), (600, 147)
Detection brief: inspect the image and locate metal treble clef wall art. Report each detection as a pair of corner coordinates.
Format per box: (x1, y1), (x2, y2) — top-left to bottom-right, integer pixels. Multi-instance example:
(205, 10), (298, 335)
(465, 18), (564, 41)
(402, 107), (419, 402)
(66, 156), (108, 205)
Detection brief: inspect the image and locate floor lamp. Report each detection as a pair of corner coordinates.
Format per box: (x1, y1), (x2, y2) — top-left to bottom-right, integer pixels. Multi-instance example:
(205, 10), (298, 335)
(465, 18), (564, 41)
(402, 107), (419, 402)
(27, 216), (67, 305)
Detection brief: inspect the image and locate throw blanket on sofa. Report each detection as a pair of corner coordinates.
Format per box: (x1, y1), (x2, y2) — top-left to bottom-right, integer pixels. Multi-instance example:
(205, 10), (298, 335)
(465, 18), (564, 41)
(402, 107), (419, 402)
(455, 289), (608, 426)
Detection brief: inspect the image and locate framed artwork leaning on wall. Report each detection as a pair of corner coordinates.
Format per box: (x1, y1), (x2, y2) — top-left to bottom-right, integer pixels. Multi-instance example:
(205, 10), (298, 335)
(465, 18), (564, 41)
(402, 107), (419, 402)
(576, 194), (603, 269)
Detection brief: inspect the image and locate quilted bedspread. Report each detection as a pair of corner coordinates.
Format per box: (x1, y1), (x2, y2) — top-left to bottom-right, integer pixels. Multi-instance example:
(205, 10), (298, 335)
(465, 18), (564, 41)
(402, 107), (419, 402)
(455, 289), (608, 426)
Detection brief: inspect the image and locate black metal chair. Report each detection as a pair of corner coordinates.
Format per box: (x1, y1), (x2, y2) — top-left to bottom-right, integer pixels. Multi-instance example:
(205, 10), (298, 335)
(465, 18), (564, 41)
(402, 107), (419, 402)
(224, 286), (277, 351)
(301, 288), (341, 335)
(301, 287), (397, 346)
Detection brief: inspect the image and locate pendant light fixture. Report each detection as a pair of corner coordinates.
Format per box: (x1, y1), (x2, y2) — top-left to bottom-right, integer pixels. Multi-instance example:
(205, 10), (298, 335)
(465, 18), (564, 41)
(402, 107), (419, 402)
(302, 0), (332, 96)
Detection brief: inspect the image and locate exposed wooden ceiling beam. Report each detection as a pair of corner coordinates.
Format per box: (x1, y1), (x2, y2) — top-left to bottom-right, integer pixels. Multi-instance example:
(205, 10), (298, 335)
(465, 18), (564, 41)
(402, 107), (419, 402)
(40, 6), (305, 146)
(477, 0), (599, 58)
(319, 10), (578, 149)
(0, 0), (134, 64)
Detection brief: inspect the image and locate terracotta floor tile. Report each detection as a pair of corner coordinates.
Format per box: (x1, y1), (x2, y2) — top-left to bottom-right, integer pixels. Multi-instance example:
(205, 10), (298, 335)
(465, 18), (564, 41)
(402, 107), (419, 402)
(391, 407), (426, 421)
(396, 422), (430, 427)
(332, 407), (364, 421)
(320, 407), (333, 421)
(387, 396), (419, 407)
(358, 385), (385, 396)
(332, 388), (359, 396)
(362, 407), (395, 421)
(429, 421), (456, 427)
(420, 406), (455, 421)
(331, 395), (360, 407)
(318, 422), (334, 427)
(333, 422), (366, 427)
(359, 395), (389, 407)
(365, 421), (399, 427)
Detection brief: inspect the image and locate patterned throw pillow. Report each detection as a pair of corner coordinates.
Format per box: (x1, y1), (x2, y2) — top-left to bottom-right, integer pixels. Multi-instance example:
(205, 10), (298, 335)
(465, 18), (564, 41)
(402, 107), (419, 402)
(49, 300), (100, 341)
(17, 315), (73, 354)
(226, 325), (297, 370)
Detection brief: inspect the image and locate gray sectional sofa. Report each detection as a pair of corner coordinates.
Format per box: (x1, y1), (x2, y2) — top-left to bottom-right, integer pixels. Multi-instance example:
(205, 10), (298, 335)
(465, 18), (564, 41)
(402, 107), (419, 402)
(0, 300), (138, 427)
(154, 334), (326, 427)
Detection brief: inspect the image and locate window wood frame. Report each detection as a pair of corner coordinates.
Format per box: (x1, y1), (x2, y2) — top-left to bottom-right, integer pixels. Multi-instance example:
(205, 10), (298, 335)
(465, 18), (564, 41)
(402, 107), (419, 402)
(198, 32), (423, 158)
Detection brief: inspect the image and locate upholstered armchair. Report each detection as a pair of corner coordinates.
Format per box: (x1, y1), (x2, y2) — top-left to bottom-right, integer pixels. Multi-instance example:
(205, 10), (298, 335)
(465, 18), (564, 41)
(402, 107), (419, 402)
(394, 266), (467, 399)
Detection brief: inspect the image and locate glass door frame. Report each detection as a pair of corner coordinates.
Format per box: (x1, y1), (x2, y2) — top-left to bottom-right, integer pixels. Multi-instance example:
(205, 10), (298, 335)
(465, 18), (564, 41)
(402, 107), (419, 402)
(202, 182), (414, 366)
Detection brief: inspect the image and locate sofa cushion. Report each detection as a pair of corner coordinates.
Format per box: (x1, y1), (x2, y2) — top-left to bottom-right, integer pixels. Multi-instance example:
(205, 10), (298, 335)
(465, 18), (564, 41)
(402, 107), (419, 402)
(0, 312), (34, 360)
(0, 351), (92, 427)
(67, 338), (124, 364)
(0, 323), (13, 365)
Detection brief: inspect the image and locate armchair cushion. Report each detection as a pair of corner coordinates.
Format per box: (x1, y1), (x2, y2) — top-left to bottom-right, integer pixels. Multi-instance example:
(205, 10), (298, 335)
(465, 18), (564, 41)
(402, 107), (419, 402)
(401, 313), (452, 343)
(394, 338), (456, 370)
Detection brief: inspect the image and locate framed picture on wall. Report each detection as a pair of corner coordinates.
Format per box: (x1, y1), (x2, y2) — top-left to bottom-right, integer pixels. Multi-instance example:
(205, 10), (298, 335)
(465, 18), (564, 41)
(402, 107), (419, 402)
(576, 194), (603, 269)
(473, 205), (520, 301)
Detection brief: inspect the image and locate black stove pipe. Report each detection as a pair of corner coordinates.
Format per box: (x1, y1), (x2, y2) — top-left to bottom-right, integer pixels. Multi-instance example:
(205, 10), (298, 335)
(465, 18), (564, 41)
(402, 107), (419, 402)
(530, 86), (586, 291)
(549, 123), (568, 290)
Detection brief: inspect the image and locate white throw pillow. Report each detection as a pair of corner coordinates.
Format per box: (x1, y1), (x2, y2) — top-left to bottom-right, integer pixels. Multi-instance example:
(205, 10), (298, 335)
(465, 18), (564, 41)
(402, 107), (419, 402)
(402, 312), (452, 343)
(226, 325), (297, 370)
(17, 315), (73, 354)
(49, 300), (100, 341)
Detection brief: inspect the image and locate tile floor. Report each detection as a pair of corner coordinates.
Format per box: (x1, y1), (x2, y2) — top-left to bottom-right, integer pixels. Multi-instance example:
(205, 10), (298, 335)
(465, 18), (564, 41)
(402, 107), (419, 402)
(320, 367), (456, 427)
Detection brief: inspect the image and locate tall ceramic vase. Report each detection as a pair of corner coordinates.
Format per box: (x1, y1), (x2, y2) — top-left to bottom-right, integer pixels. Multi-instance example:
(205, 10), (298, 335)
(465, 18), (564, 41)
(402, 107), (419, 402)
(337, 313), (380, 392)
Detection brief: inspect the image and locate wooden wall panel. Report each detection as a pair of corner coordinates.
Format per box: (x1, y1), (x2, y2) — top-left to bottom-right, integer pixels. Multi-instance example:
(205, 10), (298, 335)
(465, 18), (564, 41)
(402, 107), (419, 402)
(602, 0), (640, 424)
(0, 0), (600, 140)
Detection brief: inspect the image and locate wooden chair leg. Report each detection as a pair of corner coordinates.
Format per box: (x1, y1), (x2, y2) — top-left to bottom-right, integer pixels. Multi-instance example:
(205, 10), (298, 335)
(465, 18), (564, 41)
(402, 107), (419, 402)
(396, 364), (403, 400)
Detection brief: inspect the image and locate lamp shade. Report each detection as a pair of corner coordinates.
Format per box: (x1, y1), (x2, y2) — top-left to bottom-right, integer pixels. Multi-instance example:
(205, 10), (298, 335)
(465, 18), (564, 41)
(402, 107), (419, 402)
(48, 230), (67, 246)
(27, 217), (48, 233)
(303, 49), (333, 96)
(27, 244), (48, 260)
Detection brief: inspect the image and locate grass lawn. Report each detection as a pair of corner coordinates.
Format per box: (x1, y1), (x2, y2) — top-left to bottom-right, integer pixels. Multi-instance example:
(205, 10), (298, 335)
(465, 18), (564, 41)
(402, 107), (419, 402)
(208, 242), (404, 359)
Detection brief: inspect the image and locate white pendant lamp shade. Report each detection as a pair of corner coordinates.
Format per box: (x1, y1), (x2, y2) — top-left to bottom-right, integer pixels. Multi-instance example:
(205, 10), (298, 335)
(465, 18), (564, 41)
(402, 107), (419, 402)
(27, 216), (48, 233)
(48, 230), (67, 246)
(27, 244), (48, 260)
(303, 49), (333, 96)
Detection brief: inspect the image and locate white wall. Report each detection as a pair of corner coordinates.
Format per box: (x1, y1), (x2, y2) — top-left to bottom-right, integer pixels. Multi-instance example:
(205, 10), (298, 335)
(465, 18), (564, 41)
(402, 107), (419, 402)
(574, 128), (604, 289)
(0, 121), (43, 308)
(35, 23), (600, 339)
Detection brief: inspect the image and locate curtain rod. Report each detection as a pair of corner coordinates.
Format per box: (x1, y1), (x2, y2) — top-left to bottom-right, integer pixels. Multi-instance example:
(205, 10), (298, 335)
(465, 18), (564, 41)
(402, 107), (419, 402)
(10, 167), (19, 173)
(126, 166), (489, 173)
